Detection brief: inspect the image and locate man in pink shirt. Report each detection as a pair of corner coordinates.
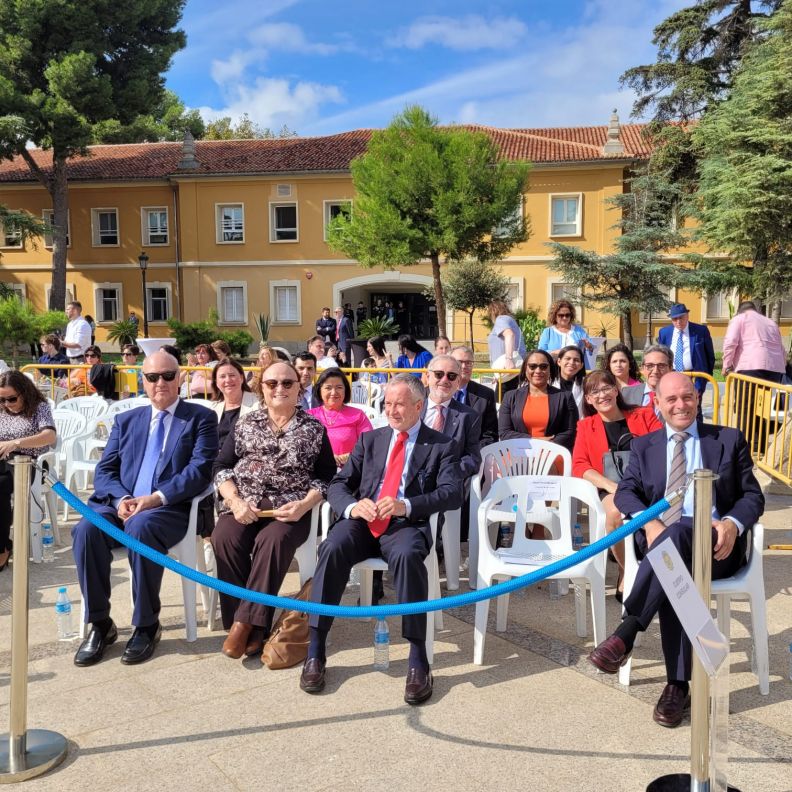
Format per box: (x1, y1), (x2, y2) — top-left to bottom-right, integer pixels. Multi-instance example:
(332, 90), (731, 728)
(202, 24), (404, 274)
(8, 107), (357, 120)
(722, 301), (787, 382)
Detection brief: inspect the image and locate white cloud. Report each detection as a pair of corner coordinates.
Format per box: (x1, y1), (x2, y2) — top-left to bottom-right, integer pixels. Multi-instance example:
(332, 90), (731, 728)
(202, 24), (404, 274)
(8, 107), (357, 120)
(247, 22), (340, 55)
(389, 15), (527, 51)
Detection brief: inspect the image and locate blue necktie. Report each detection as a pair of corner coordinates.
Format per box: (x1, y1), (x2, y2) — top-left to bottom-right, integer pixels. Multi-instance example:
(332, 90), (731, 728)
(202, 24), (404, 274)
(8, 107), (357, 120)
(455, 389), (465, 404)
(132, 411), (167, 497)
(674, 330), (684, 371)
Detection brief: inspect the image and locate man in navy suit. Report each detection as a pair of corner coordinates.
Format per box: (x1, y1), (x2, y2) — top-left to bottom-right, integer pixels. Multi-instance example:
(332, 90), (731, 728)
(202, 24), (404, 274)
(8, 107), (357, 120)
(588, 373), (763, 727)
(301, 373), (462, 704)
(72, 350), (218, 667)
(657, 303), (715, 397)
(334, 305), (354, 365)
(451, 346), (498, 447)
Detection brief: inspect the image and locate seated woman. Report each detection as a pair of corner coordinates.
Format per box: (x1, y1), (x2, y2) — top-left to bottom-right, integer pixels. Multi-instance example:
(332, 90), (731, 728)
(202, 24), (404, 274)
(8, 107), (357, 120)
(0, 370), (56, 570)
(601, 343), (641, 389)
(67, 345), (101, 397)
(307, 368), (373, 468)
(212, 361), (336, 659)
(434, 335), (451, 356)
(181, 343), (218, 399)
(572, 370), (661, 600)
(211, 340), (232, 363)
(498, 349), (578, 451)
(119, 344), (144, 398)
(365, 335), (392, 383)
(395, 334), (432, 377)
(248, 346), (276, 399)
(551, 344), (586, 418)
(538, 299), (593, 360)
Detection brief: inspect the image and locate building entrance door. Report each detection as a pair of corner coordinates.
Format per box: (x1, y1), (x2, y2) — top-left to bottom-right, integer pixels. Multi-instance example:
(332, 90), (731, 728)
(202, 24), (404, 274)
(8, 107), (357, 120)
(370, 291), (436, 339)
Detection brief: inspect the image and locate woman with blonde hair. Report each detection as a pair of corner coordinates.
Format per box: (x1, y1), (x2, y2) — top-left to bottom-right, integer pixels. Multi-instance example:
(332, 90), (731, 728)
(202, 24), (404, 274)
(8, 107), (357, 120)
(248, 346), (277, 399)
(538, 299), (593, 360)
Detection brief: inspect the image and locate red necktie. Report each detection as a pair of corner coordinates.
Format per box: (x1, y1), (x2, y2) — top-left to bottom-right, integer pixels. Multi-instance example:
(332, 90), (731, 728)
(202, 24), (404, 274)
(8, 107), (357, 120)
(368, 431), (409, 538)
(432, 404), (445, 432)
(647, 391), (656, 408)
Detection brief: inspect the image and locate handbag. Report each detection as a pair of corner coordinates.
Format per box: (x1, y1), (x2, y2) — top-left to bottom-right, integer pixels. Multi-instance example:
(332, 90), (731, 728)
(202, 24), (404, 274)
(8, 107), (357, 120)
(261, 577), (312, 670)
(602, 431), (634, 482)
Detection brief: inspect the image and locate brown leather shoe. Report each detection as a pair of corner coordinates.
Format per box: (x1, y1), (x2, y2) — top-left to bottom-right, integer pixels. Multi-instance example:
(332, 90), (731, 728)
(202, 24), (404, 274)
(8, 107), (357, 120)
(653, 683), (690, 728)
(404, 667), (433, 705)
(588, 635), (630, 674)
(245, 628), (266, 657)
(222, 622), (252, 659)
(300, 657), (326, 694)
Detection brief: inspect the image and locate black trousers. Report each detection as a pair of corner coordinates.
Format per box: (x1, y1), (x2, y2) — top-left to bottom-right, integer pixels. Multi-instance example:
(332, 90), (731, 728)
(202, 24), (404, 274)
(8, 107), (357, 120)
(738, 370), (784, 452)
(0, 468), (12, 553)
(213, 511), (310, 631)
(625, 517), (744, 682)
(309, 517), (430, 641)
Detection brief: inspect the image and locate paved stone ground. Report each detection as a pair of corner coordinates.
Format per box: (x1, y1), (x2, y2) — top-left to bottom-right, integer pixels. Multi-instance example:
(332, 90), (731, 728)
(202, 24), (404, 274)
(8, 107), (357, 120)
(0, 484), (790, 791)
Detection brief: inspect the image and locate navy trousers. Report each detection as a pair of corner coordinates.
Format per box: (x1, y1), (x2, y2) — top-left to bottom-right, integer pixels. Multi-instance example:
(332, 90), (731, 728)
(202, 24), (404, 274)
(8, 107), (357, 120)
(309, 517), (430, 641)
(625, 517), (744, 681)
(72, 502), (189, 627)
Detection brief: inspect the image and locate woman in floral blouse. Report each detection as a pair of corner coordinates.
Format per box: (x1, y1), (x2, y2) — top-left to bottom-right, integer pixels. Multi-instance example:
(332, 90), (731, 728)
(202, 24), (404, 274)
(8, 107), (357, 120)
(212, 361), (336, 660)
(0, 370), (56, 571)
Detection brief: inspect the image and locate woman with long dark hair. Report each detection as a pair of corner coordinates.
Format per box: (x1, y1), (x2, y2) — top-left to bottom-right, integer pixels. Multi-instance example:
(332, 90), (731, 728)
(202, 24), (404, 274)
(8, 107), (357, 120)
(395, 334), (432, 377)
(551, 344), (586, 417)
(601, 343), (641, 388)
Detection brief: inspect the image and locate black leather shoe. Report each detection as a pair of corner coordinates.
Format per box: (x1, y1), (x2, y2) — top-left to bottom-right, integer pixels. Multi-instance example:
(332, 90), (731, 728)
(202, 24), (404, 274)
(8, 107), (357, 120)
(404, 667), (433, 705)
(588, 635), (630, 675)
(121, 623), (161, 665)
(74, 621), (118, 667)
(300, 657), (326, 693)
(653, 683), (690, 728)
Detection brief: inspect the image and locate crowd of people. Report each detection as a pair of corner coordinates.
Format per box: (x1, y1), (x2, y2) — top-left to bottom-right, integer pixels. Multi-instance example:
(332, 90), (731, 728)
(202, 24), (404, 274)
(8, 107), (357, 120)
(2, 296), (779, 718)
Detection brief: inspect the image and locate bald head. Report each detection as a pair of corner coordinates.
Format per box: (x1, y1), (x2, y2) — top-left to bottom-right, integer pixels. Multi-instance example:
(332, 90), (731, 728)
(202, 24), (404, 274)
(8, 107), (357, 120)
(142, 349), (180, 409)
(142, 350), (179, 373)
(656, 372), (698, 431)
(656, 371), (694, 399)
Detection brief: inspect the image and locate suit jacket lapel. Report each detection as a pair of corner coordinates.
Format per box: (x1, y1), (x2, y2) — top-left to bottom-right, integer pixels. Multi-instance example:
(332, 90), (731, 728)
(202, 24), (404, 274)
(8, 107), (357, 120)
(547, 390), (560, 434)
(700, 425), (724, 472)
(156, 405), (187, 479)
(404, 425), (432, 489)
(366, 428), (393, 498)
(647, 431), (668, 499)
(130, 408), (150, 474)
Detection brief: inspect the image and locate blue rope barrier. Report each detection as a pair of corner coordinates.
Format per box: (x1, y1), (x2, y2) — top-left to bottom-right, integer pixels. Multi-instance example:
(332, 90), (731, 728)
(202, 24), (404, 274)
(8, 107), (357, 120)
(52, 480), (670, 619)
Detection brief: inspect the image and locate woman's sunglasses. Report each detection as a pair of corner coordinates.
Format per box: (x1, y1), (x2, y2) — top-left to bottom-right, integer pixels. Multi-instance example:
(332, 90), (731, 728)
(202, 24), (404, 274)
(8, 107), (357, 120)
(143, 371), (178, 383)
(0, 395), (20, 405)
(556, 313), (572, 319)
(527, 363), (550, 371)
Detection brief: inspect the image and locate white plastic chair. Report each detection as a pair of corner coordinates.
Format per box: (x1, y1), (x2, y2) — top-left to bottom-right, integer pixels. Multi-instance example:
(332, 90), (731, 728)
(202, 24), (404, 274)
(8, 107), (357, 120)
(351, 404), (378, 423)
(618, 522), (768, 694)
(203, 501), (323, 632)
(468, 439), (573, 588)
(473, 476), (607, 664)
(47, 411), (89, 480)
(106, 399), (141, 418)
(351, 381), (383, 409)
(57, 395), (109, 422)
(79, 486), (214, 643)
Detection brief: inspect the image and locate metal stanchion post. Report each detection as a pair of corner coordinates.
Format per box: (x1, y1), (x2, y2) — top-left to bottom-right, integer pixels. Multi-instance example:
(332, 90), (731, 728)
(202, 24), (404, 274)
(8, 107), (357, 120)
(0, 457), (67, 783)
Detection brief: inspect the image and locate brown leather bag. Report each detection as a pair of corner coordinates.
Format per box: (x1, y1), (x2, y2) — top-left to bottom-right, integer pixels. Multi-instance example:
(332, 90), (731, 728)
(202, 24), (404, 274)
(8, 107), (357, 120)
(261, 578), (312, 669)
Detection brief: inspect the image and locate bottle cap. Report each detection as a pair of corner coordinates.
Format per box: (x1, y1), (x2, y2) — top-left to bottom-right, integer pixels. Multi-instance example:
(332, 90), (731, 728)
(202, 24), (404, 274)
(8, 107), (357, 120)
(58, 587), (66, 593)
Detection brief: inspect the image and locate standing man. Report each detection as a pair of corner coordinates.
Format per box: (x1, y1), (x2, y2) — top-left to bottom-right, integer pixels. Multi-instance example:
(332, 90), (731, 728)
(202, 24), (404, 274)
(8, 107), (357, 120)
(61, 301), (92, 364)
(71, 350), (218, 666)
(334, 306), (354, 366)
(128, 310), (140, 330)
(588, 373), (763, 727)
(295, 352), (318, 410)
(622, 344), (673, 415)
(301, 374), (462, 704)
(722, 301), (786, 383)
(451, 346), (498, 448)
(316, 307), (336, 345)
(657, 303), (715, 399)
(356, 301), (367, 328)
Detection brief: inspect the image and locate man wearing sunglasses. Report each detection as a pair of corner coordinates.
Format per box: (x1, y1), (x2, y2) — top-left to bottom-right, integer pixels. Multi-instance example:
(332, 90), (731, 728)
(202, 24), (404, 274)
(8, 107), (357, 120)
(72, 350), (218, 667)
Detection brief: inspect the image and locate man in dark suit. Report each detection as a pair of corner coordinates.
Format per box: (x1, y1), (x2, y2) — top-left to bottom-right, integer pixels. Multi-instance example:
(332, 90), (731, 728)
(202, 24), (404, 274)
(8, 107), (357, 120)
(451, 346), (498, 447)
(315, 307), (336, 345)
(72, 350), (218, 667)
(334, 305), (354, 365)
(657, 303), (715, 398)
(588, 373), (763, 727)
(301, 373), (462, 704)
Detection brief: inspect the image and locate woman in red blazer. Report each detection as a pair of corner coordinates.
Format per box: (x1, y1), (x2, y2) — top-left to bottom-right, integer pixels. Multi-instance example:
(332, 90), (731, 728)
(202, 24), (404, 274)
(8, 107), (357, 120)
(572, 371), (662, 599)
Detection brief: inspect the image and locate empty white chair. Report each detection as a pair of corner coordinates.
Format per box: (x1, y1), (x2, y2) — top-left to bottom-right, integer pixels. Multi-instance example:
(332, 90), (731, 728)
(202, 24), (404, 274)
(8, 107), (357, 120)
(57, 395), (109, 422)
(473, 476), (607, 664)
(46, 410), (89, 480)
(106, 399), (142, 418)
(618, 522), (768, 694)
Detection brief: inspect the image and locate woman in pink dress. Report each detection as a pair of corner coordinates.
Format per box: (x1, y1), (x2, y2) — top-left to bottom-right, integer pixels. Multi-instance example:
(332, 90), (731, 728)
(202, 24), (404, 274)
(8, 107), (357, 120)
(307, 369), (373, 467)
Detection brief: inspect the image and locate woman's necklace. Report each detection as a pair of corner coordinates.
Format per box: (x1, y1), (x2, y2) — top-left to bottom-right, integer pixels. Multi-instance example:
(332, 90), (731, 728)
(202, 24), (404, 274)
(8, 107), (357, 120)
(322, 406), (341, 426)
(269, 409), (297, 437)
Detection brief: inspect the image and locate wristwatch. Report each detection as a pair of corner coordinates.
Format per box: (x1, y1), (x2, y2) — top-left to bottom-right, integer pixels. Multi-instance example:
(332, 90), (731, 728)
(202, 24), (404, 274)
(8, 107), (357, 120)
(13, 439), (21, 450)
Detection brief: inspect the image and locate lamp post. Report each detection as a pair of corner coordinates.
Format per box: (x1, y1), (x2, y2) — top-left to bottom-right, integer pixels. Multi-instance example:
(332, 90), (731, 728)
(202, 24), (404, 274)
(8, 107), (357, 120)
(138, 251), (149, 338)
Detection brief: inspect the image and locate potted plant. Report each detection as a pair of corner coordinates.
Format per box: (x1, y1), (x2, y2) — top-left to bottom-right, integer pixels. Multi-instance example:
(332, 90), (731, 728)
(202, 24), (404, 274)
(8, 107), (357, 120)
(351, 317), (401, 367)
(106, 318), (139, 349)
(252, 313), (270, 347)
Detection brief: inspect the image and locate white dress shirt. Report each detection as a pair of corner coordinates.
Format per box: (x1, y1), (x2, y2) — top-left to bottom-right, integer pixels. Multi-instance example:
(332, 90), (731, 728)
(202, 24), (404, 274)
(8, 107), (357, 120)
(672, 327), (692, 371)
(64, 316), (92, 358)
(424, 397), (453, 431)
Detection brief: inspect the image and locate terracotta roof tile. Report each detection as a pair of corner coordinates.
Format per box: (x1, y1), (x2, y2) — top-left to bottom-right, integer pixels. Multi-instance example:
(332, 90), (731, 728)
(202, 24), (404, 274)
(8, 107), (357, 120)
(0, 124), (652, 184)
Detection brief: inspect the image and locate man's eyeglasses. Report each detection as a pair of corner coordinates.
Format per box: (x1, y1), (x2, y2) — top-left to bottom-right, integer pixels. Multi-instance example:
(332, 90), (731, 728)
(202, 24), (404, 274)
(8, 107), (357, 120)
(429, 370), (459, 382)
(455, 359), (474, 367)
(0, 395), (20, 405)
(263, 379), (298, 390)
(643, 363), (670, 372)
(122, 352), (136, 357)
(85, 353), (99, 360)
(143, 371), (178, 383)
(556, 313), (572, 319)
(527, 363), (550, 371)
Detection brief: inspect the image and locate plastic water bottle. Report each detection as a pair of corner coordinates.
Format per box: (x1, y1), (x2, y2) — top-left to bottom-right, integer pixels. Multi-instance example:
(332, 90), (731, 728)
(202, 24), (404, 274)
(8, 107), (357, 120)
(41, 523), (55, 563)
(373, 618), (390, 671)
(549, 579), (563, 600)
(348, 566), (360, 587)
(574, 582), (585, 611)
(497, 524), (514, 548)
(55, 587), (75, 641)
(572, 522), (584, 551)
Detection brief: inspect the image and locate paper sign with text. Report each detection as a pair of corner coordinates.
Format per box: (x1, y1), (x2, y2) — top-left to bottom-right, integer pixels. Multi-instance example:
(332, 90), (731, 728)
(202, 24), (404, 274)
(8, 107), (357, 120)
(646, 538), (729, 676)
(522, 476), (561, 501)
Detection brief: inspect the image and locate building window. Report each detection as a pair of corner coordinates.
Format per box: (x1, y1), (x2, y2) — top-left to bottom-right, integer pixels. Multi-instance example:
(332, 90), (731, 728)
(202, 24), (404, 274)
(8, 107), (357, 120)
(550, 280), (584, 321)
(550, 194), (582, 237)
(704, 290), (737, 321)
(276, 184), (292, 197)
(1, 215), (22, 249)
(94, 283), (122, 323)
(5, 283), (26, 301)
(146, 283), (172, 322)
(217, 281), (247, 325)
(216, 204), (244, 243)
(639, 286), (676, 323)
(270, 202), (298, 242)
(269, 279), (301, 324)
(42, 210), (70, 248)
(91, 208), (119, 246)
(493, 197), (523, 239)
(142, 207), (169, 246)
(323, 200), (352, 240)
(779, 294), (792, 320)
(506, 279), (523, 313)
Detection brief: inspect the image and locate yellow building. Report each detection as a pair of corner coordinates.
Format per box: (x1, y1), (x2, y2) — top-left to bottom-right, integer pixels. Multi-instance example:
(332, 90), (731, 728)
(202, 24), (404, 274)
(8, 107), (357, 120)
(1, 115), (787, 353)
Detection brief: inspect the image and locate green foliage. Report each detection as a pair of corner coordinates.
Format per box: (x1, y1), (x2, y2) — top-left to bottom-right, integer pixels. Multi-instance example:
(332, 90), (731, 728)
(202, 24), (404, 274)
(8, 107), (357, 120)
(166, 317), (215, 352)
(357, 317), (401, 339)
(515, 309), (545, 351)
(252, 313), (270, 343)
(203, 115), (297, 140)
(441, 258), (510, 345)
(216, 330), (254, 357)
(0, 296), (65, 365)
(0, 206), (46, 247)
(106, 318), (139, 349)
(691, 3), (792, 320)
(326, 105), (530, 334)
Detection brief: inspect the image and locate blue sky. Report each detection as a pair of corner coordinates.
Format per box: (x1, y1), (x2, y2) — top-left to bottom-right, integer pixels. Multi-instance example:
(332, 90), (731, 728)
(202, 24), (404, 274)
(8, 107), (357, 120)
(168, 0), (687, 135)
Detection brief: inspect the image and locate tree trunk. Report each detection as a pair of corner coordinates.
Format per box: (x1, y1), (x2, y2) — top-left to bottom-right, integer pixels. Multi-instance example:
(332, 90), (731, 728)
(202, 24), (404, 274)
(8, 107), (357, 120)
(468, 309), (474, 347)
(770, 300), (782, 324)
(430, 252), (446, 336)
(622, 309), (634, 350)
(49, 157), (69, 310)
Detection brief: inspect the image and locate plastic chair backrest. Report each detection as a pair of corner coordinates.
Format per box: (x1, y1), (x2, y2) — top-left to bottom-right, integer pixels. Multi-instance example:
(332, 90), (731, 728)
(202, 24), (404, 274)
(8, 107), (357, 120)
(350, 383), (369, 405)
(52, 410), (89, 449)
(351, 404), (378, 422)
(479, 439), (571, 499)
(106, 399), (140, 418)
(58, 396), (109, 421)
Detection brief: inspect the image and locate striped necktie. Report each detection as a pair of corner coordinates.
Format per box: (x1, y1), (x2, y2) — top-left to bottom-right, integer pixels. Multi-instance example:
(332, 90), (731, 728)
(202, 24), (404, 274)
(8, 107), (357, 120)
(663, 431), (690, 525)
(674, 331), (684, 371)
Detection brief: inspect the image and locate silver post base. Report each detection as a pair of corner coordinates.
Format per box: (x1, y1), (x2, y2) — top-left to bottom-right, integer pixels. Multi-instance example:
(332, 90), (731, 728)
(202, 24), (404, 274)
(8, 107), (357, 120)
(646, 774), (741, 792)
(0, 730), (67, 783)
